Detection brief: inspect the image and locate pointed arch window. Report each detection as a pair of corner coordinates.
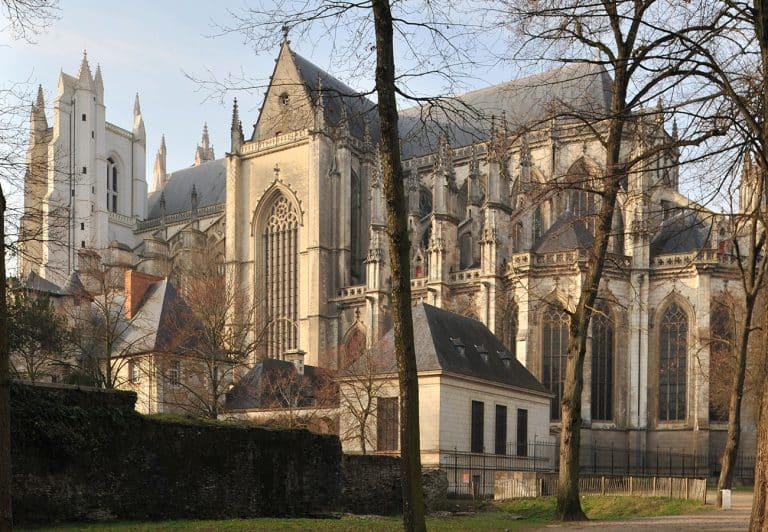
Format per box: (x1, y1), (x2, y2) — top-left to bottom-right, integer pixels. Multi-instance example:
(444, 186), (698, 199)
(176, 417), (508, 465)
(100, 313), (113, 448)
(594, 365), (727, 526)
(343, 326), (367, 368)
(590, 305), (613, 421)
(106, 157), (118, 213)
(710, 302), (735, 422)
(542, 308), (569, 420)
(659, 303), (688, 422)
(262, 194), (299, 359)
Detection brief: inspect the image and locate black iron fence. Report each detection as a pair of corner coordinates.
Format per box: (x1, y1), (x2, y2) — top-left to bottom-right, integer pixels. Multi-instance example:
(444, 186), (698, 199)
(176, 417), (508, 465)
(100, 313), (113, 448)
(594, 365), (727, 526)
(440, 440), (755, 497)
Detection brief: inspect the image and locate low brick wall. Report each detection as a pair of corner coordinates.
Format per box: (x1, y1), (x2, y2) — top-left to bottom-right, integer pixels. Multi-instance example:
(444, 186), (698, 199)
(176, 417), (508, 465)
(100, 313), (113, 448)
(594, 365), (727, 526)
(11, 382), (342, 525)
(341, 454), (448, 515)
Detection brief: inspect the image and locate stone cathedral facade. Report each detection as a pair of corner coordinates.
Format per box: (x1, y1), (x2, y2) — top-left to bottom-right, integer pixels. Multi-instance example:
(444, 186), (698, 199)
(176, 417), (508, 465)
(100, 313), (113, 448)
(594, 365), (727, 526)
(21, 44), (755, 458)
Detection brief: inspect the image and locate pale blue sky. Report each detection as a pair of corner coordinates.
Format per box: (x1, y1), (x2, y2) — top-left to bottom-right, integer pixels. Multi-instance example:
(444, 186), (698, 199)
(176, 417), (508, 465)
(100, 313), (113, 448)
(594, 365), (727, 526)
(2, 1), (513, 178)
(1, 1), (280, 173)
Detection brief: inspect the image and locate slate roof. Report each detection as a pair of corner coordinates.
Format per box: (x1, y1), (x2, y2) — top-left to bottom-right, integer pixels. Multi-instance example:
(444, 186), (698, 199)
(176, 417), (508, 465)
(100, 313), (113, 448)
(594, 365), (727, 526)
(18, 271), (63, 296)
(345, 303), (548, 395)
(62, 271), (89, 298)
(224, 359), (335, 411)
(291, 50), (379, 141)
(398, 62), (614, 159)
(532, 212), (594, 253)
(650, 210), (712, 256)
(146, 159), (226, 219)
(112, 279), (203, 357)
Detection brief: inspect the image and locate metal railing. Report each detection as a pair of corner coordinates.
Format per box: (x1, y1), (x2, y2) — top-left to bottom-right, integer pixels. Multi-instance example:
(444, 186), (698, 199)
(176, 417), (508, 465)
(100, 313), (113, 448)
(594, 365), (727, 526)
(440, 440), (755, 498)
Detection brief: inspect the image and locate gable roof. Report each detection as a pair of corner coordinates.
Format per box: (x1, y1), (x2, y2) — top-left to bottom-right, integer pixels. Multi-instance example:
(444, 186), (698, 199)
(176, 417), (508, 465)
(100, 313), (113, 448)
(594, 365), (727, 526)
(347, 303), (548, 395)
(291, 49), (379, 141)
(146, 159), (226, 219)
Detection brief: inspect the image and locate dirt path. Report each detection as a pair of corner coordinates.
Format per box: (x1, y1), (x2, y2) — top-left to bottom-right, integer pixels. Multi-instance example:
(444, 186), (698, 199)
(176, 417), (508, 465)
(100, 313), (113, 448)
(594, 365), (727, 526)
(536, 490), (752, 531)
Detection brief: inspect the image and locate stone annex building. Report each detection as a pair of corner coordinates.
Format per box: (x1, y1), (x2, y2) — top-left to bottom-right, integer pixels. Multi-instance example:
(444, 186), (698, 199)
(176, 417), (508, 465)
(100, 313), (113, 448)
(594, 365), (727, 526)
(19, 42), (757, 461)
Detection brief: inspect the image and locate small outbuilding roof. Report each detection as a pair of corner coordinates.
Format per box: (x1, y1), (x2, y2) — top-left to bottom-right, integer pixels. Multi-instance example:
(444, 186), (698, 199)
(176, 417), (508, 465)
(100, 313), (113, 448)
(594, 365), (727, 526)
(346, 303), (548, 396)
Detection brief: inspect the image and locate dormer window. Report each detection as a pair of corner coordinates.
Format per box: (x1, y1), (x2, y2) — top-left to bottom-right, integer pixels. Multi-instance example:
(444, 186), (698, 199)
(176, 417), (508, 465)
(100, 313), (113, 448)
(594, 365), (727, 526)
(497, 350), (513, 368)
(279, 92), (290, 106)
(475, 344), (489, 363)
(450, 337), (466, 356)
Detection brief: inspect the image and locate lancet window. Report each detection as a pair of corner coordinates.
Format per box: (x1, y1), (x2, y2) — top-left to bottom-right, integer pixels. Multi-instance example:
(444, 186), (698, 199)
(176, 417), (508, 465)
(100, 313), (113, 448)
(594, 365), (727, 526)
(263, 195), (299, 359)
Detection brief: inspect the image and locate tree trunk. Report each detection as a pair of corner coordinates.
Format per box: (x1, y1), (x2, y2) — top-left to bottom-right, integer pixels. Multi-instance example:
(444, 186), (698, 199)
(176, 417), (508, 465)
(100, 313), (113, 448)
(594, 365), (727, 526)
(371, 1), (426, 530)
(753, 0), (768, 528)
(751, 368), (768, 531)
(0, 185), (12, 531)
(718, 296), (755, 505)
(555, 101), (625, 523)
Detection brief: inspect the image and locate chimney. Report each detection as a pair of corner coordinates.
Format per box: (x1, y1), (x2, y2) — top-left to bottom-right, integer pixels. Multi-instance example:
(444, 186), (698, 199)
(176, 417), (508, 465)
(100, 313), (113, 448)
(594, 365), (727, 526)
(284, 349), (306, 375)
(124, 269), (163, 320)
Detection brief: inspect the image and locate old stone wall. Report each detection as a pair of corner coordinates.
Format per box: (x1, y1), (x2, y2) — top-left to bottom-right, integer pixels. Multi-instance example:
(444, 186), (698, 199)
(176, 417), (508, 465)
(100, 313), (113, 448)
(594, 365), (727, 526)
(341, 454), (448, 515)
(11, 382), (342, 525)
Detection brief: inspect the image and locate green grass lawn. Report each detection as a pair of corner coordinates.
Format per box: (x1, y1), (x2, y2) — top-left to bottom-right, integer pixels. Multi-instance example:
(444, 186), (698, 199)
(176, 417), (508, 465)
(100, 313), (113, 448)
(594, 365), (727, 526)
(24, 496), (712, 531)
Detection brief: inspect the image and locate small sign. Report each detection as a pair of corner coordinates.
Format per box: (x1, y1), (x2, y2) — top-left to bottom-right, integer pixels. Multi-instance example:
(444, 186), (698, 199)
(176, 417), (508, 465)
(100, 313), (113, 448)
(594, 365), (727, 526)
(462, 472), (470, 484)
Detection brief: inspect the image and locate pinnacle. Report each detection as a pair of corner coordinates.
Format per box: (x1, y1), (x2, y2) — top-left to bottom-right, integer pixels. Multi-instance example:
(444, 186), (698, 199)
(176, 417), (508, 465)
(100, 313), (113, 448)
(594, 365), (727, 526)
(35, 84), (44, 108)
(134, 93), (141, 116)
(77, 50), (92, 81)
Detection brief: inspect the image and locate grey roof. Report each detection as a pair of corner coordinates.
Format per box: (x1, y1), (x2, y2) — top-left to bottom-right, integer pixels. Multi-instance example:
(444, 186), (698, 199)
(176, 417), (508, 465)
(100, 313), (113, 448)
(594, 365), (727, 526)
(398, 62), (614, 159)
(146, 159), (226, 219)
(291, 50), (379, 141)
(347, 303), (548, 395)
(18, 271), (63, 296)
(533, 212), (594, 253)
(63, 271), (88, 298)
(224, 359), (334, 411)
(112, 278), (203, 356)
(650, 210), (712, 256)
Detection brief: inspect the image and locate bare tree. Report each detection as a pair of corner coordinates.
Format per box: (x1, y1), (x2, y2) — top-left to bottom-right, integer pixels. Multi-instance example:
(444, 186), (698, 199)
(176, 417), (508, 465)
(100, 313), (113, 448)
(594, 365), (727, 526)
(209, 3), (498, 528)
(338, 348), (388, 454)
(502, 0), (723, 520)
(0, 2), (59, 527)
(155, 260), (270, 419)
(64, 261), (144, 389)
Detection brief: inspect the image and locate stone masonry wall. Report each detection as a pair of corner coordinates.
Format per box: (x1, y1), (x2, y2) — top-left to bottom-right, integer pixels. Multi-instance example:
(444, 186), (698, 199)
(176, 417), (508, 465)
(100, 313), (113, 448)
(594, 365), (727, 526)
(11, 382), (342, 525)
(341, 454), (448, 515)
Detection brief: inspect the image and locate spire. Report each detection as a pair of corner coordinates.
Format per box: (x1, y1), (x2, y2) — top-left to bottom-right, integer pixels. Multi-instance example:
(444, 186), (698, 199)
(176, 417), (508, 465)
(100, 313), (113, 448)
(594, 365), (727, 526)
(94, 64), (104, 99)
(230, 98), (244, 153)
(194, 122), (215, 165)
(202, 122), (210, 147)
(30, 85), (48, 140)
(132, 92), (145, 145)
(77, 50), (93, 87)
(152, 135), (167, 192)
(35, 84), (44, 108)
